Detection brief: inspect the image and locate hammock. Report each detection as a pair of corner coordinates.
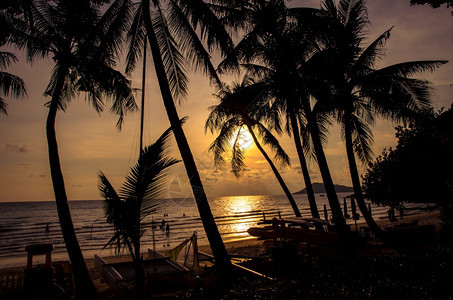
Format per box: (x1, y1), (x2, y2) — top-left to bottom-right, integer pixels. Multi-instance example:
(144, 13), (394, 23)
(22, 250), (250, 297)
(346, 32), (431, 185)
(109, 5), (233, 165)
(165, 232), (201, 275)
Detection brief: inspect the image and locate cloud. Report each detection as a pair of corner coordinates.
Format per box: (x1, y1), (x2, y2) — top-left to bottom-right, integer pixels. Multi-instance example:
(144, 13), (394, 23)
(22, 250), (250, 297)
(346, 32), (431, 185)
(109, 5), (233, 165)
(205, 177), (218, 183)
(4, 144), (28, 153)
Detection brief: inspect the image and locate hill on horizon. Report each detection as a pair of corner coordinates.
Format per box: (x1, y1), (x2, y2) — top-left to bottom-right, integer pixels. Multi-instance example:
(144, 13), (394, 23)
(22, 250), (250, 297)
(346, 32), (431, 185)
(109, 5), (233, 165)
(294, 182), (353, 194)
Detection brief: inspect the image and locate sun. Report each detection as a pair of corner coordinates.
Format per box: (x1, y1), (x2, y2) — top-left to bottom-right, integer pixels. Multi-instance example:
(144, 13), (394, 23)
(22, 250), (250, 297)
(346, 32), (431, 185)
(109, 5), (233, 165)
(230, 128), (254, 150)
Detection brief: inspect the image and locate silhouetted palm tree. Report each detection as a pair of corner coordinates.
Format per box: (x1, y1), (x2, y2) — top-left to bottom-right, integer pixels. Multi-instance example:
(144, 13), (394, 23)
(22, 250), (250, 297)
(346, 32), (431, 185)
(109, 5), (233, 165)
(122, 0), (235, 272)
(314, 0), (447, 237)
(11, 1), (136, 297)
(206, 75), (302, 217)
(99, 127), (179, 300)
(218, 0), (319, 226)
(217, 1), (334, 231)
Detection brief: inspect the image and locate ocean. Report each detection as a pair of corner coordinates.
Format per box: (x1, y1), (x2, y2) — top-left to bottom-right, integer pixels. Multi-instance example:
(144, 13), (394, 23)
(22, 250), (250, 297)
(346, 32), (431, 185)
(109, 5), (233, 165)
(0, 193), (429, 268)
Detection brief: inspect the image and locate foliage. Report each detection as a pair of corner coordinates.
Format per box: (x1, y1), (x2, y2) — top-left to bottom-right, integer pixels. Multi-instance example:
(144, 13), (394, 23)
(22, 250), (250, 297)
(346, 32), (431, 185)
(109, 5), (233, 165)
(362, 105), (453, 207)
(99, 127), (179, 259)
(0, 8), (26, 115)
(410, 0), (453, 14)
(10, 0), (137, 128)
(206, 75), (289, 177)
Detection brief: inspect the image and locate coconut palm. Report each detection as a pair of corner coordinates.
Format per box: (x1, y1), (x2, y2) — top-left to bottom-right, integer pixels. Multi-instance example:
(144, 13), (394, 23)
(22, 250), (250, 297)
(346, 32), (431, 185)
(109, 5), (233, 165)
(11, 0), (136, 297)
(122, 0), (236, 271)
(216, 0), (341, 231)
(314, 0), (447, 237)
(99, 127), (179, 300)
(206, 75), (302, 217)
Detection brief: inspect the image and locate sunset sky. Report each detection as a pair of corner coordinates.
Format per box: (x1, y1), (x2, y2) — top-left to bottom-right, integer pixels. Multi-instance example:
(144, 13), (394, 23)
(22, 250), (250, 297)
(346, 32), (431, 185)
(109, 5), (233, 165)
(1, 0), (452, 202)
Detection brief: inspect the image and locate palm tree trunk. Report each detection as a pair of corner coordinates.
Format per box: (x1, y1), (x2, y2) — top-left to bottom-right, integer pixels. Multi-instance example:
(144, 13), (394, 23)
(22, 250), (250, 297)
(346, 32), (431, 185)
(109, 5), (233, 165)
(344, 122), (385, 238)
(139, 40), (147, 153)
(133, 241), (145, 300)
(303, 106), (348, 235)
(288, 111), (323, 230)
(133, 260), (145, 300)
(142, 0), (231, 273)
(46, 68), (99, 299)
(246, 124), (301, 217)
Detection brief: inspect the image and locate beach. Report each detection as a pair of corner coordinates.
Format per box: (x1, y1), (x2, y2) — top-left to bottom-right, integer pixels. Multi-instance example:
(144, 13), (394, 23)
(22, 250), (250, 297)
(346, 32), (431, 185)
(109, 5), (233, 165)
(1, 208), (447, 299)
(83, 210), (445, 298)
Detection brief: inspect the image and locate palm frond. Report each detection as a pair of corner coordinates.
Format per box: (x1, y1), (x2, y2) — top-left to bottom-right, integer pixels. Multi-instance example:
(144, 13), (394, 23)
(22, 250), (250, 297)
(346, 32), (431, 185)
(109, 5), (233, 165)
(0, 51), (18, 69)
(231, 126), (246, 177)
(167, 0), (221, 86)
(152, 7), (188, 103)
(99, 127), (179, 258)
(98, 171), (135, 256)
(241, 63), (273, 79)
(77, 62), (137, 130)
(339, 0), (368, 36)
(352, 27), (392, 76)
(0, 71), (27, 101)
(253, 122), (290, 168)
(0, 96), (6, 114)
(374, 60), (448, 78)
(171, 0), (235, 57)
(374, 77), (434, 123)
(125, 2), (147, 75)
(349, 115), (374, 165)
(216, 29), (263, 74)
(205, 102), (230, 133)
(208, 117), (240, 167)
(207, 1), (251, 34)
(96, 0), (133, 64)
(119, 127), (179, 218)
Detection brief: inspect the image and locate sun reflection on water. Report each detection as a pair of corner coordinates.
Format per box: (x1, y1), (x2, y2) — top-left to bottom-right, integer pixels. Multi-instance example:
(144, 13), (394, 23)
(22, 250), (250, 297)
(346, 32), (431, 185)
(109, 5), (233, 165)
(216, 195), (268, 238)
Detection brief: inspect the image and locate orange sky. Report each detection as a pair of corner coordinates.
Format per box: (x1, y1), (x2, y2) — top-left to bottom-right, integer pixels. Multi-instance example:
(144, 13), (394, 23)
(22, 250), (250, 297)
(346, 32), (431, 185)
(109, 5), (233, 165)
(1, 1), (452, 202)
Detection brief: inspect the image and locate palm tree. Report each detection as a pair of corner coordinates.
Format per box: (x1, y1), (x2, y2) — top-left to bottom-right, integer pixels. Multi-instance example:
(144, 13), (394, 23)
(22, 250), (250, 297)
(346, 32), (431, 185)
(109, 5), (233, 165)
(99, 127), (179, 300)
(12, 1), (136, 297)
(314, 0), (447, 237)
(206, 75), (302, 217)
(122, 0), (235, 272)
(216, 0), (326, 229)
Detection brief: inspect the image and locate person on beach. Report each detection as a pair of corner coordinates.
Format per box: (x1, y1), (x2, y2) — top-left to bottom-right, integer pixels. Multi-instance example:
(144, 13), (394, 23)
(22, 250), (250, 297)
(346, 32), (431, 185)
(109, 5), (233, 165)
(399, 207), (405, 220)
(388, 207), (397, 222)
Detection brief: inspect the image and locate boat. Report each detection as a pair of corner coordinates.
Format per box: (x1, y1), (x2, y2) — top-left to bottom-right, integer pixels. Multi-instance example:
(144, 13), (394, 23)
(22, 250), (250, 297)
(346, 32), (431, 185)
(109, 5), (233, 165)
(247, 226), (339, 246)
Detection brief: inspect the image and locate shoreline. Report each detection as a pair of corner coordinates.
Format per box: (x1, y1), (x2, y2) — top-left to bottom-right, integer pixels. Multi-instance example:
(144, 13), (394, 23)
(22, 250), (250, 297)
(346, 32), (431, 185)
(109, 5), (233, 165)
(1, 209), (441, 270)
(0, 209), (443, 296)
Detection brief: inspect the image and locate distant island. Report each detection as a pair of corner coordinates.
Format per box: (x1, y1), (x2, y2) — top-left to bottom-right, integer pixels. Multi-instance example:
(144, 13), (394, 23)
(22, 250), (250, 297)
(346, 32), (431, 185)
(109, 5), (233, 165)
(293, 182), (353, 194)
